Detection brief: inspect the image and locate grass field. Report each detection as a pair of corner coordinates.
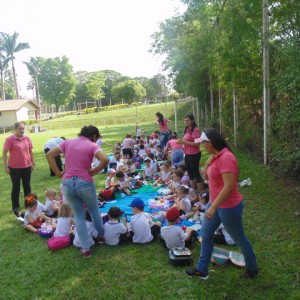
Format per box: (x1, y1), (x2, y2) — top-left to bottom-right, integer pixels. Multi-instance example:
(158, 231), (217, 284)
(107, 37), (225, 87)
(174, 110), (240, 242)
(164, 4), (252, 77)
(0, 103), (299, 299)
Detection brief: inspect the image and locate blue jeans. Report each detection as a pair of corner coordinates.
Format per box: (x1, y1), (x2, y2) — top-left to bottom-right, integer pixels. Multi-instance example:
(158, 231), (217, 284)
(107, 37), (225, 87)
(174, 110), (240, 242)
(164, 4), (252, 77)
(197, 201), (257, 274)
(160, 131), (170, 149)
(61, 176), (104, 250)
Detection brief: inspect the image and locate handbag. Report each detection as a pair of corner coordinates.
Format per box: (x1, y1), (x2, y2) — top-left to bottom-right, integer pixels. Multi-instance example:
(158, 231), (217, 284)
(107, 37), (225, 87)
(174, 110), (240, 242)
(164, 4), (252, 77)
(47, 236), (71, 251)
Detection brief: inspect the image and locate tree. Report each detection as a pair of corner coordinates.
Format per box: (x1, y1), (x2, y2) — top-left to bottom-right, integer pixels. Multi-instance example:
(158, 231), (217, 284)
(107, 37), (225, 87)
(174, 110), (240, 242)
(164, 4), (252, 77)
(0, 50), (10, 100)
(37, 56), (77, 112)
(0, 32), (30, 99)
(101, 70), (123, 105)
(24, 57), (42, 117)
(86, 71), (106, 106)
(112, 80), (146, 104)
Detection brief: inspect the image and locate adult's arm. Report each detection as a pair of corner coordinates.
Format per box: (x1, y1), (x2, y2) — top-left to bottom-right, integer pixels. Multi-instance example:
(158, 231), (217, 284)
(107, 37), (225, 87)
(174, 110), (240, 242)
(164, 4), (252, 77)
(178, 139), (200, 147)
(205, 172), (235, 219)
(2, 150), (10, 175)
(29, 148), (35, 172)
(202, 155), (214, 181)
(46, 146), (63, 177)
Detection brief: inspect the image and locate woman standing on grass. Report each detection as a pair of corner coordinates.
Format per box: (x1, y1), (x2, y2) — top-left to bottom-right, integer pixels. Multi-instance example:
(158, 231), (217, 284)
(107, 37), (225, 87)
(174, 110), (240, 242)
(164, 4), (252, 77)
(185, 128), (259, 280)
(155, 112), (171, 149)
(177, 113), (203, 192)
(3, 122), (35, 217)
(122, 133), (135, 159)
(46, 125), (109, 257)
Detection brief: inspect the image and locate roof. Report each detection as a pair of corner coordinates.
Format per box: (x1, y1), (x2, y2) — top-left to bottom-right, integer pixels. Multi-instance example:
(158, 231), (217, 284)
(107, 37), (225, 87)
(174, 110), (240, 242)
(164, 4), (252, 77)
(0, 99), (40, 112)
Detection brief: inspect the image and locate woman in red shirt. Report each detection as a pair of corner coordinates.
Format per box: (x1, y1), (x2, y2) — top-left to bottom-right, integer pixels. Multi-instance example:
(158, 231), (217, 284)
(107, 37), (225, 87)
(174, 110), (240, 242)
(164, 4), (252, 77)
(155, 112), (171, 149)
(185, 128), (259, 280)
(3, 122), (35, 217)
(177, 113), (203, 192)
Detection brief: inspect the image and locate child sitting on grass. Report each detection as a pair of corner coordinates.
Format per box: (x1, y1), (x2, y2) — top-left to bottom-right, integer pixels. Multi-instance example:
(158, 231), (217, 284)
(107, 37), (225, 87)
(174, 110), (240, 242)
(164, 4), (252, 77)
(73, 211), (98, 249)
(178, 164), (190, 187)
(161, 206), (197, 249)
(143, 157), (154, 179)
(24, 195), (51, 233)
(53, 203), (75, 238)
(115, 171), (132, 196)
(104, 207), (128, 246)
(128, 198), (161, 244)
(44, 188), (59, 218)
(105, 169), (117, 191)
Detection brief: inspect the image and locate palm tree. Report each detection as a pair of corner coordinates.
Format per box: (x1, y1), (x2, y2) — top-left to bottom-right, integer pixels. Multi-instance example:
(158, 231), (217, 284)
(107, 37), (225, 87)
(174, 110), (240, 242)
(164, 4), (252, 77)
(0, 32), (30, 99)
(0, 49), (10, 100)
(24, 57), (41, 117)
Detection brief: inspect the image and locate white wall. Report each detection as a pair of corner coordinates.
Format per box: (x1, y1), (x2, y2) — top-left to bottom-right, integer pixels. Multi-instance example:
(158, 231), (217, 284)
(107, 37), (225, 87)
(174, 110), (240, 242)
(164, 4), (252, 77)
(16, 106), (30, 121)
(0, 111), (17, 127)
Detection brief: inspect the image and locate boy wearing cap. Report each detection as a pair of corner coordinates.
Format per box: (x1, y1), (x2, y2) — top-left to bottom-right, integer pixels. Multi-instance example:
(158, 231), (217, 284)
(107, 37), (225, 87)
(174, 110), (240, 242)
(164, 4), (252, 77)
(143, 157), (154, 179)
(129, 198), (161, 244)
(161, 206), (197, 249)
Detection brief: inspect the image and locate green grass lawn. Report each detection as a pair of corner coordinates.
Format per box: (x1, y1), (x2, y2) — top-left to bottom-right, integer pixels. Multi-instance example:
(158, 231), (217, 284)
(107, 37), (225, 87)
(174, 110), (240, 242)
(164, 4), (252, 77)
(0, 103), (299, 299)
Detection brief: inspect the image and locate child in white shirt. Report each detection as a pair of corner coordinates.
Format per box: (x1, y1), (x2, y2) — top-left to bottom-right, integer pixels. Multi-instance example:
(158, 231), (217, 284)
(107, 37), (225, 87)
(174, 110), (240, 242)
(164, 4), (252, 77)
(143, 158), (154, 179)
(174, 185), (192, 214)
(104, 207), (128, 246)
(105, 169), (117, 190)
(44, 188), (59, 217)
(53, 203), (75, 238)
(128, 198), (161, 244)
(73, 211), (98, 248)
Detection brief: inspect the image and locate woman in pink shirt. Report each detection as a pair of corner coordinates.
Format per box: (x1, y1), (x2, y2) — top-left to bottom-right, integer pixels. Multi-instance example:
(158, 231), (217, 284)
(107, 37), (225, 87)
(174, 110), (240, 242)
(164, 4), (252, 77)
(177, 113), (203, 192)
(46, 125), (109, 257)
(155, 112), (171, 149)
(185, 128), (259, 280)
(3, 122), (35, 217)
(164, 134), (184, 166)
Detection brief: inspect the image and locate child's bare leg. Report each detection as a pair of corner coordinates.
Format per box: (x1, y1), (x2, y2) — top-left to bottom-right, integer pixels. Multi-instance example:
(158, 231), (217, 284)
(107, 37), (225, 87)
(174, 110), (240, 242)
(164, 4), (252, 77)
(26, 224), (38, 233)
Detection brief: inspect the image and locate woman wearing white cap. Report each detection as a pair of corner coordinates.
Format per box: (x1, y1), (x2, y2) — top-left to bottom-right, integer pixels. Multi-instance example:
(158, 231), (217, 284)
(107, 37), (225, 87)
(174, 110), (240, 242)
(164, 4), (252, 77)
(185, 128), (259, 280)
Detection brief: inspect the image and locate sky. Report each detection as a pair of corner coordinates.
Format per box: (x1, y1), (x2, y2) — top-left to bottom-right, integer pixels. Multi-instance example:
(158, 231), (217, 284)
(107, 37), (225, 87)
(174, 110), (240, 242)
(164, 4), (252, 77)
(1, 0), (186, 98)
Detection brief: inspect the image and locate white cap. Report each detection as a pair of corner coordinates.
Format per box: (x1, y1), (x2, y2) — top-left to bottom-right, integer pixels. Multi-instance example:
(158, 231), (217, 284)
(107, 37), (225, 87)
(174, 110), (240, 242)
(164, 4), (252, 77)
(195, 132), (210, 143)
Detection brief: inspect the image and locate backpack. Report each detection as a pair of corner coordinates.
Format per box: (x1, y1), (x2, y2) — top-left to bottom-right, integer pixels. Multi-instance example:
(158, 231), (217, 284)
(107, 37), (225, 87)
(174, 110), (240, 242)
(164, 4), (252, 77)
(47, 236), (71, 251)
(169, 247), (193, 266)
(99, 189), (115, 201)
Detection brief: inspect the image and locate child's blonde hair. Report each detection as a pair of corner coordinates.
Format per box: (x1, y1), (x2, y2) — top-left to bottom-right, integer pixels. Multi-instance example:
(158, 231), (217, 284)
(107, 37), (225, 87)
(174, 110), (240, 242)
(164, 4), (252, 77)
(45, 188), (57, 199)
(177, 185), (190, 195)
(58, 203), (73, 218)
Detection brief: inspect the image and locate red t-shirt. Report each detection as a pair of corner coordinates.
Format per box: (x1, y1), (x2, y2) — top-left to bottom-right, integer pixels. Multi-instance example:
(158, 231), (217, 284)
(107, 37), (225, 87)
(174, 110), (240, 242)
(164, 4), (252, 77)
(157, 118), (169, 132)
(3, 135), (33, 168)
(183, 127), (201, 155)
(165, 139), (184, 151)
(207, 148), (242, 208)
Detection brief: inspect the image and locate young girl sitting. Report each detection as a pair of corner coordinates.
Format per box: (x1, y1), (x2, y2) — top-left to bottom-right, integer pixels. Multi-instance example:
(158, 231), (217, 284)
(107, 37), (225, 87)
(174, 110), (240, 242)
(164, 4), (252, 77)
(174, 185), (192, 215)
(73, 211), (98, 248)
(24, 195), (51, 233)
(115, 171), (131, 196)
(124, 159), (137, 177)
(44, 188), (59, 218)
(105, 169), (117, 191)
(53, 203), (75, 238)
(154, 161), (172, 186)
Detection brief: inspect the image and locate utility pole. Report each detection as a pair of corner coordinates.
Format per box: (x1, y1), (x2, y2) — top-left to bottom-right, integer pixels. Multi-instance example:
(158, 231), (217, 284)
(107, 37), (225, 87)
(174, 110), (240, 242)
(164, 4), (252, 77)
(263, 0), (270, 165)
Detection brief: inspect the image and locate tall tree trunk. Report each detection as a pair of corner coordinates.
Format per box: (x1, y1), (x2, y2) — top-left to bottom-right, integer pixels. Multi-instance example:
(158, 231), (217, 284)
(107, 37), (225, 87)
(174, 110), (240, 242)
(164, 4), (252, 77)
(209, 67), (214, 119)
(11, 59), (19, 99)
(34, 76), (41, 118)
(0, 70), (5, 100)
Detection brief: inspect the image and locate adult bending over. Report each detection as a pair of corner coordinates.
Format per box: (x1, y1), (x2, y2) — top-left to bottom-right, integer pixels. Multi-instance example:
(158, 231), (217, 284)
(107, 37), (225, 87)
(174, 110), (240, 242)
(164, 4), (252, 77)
(177, 113), (203, 192)
(164, 134), (184, 166)
(155, 112), (171, 149)
(3, 122), (35, 217)
(185, 128), (259, 280)
(44, 137), (65, 176)
(46, 125), (109, 257)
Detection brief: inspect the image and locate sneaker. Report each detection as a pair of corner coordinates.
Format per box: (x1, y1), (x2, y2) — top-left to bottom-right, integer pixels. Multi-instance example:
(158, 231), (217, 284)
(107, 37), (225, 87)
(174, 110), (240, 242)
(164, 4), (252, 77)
(13, 208), (21, 218)
(97, 236), (105, 244)
(240, 269), (259, 279)
(80, 249), (91, 258)
(185, 269), (209, 280)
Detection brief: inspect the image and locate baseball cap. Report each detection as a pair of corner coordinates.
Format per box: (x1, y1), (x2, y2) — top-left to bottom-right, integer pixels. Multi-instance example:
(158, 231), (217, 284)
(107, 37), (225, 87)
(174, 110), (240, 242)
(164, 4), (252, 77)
(108, 169), (116, 174)
(129, 198), (145, 209)
(165, 206), (180, 222)
(144, 157), (151, 162)
(195, 132), (210, 143)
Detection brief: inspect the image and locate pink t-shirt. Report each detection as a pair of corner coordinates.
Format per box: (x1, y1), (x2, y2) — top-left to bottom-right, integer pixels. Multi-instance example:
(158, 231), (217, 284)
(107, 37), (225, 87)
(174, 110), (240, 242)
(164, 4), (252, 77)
(183, 127), (201, 155)
(123, 138), (134, 149)
(165, 139), (184, 151)
(157, 118), (169, 132)
(58, 136), (101, 182)
(3, 135), (33, 168)
(207, 148), (242, 208)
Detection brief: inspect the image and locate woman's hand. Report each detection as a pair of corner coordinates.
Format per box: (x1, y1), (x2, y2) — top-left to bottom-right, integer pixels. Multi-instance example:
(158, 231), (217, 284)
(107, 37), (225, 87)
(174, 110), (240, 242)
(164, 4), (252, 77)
(4, 166), (10, 175)
(205, 206), (217, 220)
